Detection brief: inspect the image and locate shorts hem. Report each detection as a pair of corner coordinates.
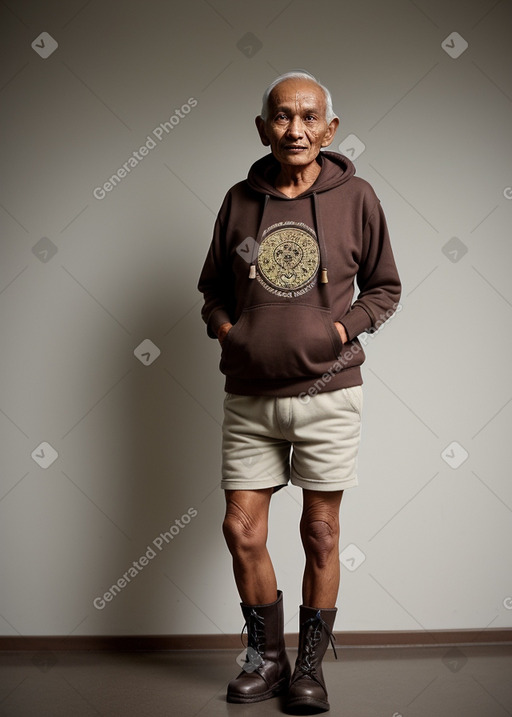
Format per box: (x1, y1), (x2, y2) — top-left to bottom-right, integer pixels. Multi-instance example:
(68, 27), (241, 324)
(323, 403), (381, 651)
(290, 475), (359, 491)
(220, 478), (288, 491)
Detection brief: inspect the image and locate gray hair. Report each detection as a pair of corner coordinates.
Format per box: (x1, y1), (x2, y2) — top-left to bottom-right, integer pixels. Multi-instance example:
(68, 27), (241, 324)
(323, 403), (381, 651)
(260, 70), (338, 123)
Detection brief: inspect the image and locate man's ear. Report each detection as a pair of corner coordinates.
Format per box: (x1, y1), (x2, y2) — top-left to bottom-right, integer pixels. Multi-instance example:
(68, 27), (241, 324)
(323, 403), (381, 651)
(255, 116), (270, 146)
(321, 117), (340, 147)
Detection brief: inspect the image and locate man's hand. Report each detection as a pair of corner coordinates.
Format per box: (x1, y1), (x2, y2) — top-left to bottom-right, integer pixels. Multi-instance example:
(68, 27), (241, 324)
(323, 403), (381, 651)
(217, 322), (233, 345)
(334, 321), (348, 344)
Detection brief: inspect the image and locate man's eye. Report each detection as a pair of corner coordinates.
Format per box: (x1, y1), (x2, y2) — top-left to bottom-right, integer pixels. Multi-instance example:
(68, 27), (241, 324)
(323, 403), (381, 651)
(275, 113), (288, 121)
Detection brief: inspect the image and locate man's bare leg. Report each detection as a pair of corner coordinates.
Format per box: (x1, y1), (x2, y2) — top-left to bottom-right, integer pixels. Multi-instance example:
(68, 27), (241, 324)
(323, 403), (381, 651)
(223, 488), (290, 702)
(300, 489), (343, 608)
(285, 489), (344, 711)
(223, 487), (277, 605)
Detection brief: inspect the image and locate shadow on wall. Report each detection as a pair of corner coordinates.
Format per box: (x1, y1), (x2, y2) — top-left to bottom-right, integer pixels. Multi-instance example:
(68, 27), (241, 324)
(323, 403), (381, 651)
(85, 246), (229, 636)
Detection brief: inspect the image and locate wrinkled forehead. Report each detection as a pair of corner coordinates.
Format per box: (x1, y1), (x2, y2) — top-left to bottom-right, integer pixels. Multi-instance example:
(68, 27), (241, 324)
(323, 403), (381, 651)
(267, 79), (326, 113)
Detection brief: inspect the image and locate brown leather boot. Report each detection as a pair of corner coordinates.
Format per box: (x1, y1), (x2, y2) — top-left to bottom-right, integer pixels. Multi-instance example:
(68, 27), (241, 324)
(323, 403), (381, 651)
(227, 590), (291, 703)
(285, 605), (338, 714)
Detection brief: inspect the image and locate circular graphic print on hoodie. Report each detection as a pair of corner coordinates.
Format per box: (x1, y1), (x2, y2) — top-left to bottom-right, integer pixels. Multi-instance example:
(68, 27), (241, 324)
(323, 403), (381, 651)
(257, 222), (319, 296)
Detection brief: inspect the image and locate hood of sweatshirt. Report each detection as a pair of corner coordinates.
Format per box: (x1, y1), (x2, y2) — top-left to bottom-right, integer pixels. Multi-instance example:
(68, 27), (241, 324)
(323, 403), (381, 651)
(246, 150), (356, 198)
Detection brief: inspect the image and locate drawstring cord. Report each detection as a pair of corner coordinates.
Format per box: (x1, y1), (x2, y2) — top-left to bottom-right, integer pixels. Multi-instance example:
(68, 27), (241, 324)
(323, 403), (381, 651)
(248, 194), (270, 279)
(312, 192), (329, 284)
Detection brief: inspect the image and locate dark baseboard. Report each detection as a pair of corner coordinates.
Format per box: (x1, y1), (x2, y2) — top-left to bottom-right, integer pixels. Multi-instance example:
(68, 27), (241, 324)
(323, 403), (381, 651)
(1, 629), (511, 651)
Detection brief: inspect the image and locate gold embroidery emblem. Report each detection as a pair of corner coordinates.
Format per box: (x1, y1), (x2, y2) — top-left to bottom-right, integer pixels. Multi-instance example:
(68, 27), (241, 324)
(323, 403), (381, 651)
(257, 226), (319, 293)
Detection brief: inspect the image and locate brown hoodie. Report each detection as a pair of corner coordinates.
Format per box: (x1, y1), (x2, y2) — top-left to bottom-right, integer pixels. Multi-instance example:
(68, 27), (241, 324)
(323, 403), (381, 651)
(198, 151), (401, 396)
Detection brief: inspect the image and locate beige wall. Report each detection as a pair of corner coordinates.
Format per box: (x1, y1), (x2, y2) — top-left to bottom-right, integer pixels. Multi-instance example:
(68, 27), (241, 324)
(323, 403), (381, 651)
(1, 0), (511, 637)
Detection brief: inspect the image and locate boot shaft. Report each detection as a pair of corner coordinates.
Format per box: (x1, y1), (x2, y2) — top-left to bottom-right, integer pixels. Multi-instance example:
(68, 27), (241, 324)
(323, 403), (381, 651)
(240, 590), (286, 660)
(286, 605), (338, 713)
(227, 590), (291, 704)
(294, 605), (337, 680)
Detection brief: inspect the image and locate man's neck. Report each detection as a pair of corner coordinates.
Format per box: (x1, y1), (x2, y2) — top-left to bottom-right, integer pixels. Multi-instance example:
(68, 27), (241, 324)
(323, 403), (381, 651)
(274, 159), (322, 198)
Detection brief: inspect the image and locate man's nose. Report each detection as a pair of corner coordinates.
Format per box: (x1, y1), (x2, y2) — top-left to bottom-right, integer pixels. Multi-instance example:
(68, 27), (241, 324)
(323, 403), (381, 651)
(287, 115), (304, 137)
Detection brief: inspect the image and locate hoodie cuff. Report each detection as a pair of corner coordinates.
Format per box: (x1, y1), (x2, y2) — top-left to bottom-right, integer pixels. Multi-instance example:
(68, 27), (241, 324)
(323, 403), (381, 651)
(207, 309), (232, 339)
(338, 306), (373, 342)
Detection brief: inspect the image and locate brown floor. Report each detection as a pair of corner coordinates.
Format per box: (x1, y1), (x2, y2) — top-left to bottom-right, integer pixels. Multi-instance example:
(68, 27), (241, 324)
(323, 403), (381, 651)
(0, 645), (511, 716)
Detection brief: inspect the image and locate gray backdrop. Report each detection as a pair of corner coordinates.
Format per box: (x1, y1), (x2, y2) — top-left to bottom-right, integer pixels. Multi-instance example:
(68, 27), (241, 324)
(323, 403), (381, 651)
(1, 0), (511, 647)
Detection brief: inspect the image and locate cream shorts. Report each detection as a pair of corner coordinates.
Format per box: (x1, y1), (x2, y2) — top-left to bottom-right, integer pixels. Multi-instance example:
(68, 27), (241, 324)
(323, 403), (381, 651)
(221, 386), (363, 492)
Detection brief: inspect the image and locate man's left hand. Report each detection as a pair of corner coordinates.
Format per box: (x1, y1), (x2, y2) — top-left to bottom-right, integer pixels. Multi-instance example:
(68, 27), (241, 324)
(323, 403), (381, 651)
(334, 322), (348, 344)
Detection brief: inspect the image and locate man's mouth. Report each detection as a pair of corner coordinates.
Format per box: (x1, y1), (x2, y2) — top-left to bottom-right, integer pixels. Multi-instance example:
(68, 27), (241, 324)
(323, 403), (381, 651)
(285, 145), (307, 151)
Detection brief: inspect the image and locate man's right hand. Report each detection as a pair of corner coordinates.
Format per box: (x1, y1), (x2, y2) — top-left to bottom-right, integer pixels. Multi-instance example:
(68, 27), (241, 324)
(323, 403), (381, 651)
(217, 322), (233, 345)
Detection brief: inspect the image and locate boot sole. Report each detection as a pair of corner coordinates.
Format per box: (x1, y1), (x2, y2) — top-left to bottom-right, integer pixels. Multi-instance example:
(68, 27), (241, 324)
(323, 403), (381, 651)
(226, 676), (289, 703)
(285, 695), (330, 714)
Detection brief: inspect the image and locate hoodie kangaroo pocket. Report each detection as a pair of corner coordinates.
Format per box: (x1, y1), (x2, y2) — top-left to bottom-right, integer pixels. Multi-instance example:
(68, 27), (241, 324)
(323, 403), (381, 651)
(220, 304), (344, 381)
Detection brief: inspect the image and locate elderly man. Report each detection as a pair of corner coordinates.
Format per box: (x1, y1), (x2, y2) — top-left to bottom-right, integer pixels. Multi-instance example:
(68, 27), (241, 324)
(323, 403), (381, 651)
(198, 70), (401, 713)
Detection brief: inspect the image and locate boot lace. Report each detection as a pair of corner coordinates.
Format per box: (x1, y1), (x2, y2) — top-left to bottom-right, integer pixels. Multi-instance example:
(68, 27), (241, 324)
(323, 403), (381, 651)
(240, 609), (265, 673)
(296, 610), (337, 678)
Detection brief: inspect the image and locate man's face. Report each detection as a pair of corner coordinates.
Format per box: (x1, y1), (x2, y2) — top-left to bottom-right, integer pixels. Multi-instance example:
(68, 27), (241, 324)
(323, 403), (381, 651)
(256, 79), (338, 168)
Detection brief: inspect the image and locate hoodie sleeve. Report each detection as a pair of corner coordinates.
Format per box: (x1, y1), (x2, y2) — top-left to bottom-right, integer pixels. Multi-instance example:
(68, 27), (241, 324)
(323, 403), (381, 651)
(197, 193), (236, 339)
(340, 199), (401, 341)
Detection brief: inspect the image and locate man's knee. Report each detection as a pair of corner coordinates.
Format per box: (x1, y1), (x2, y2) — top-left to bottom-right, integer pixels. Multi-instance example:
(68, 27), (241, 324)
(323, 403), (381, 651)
(222, 499), (267, 555)
(300, 516), (339, 566)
